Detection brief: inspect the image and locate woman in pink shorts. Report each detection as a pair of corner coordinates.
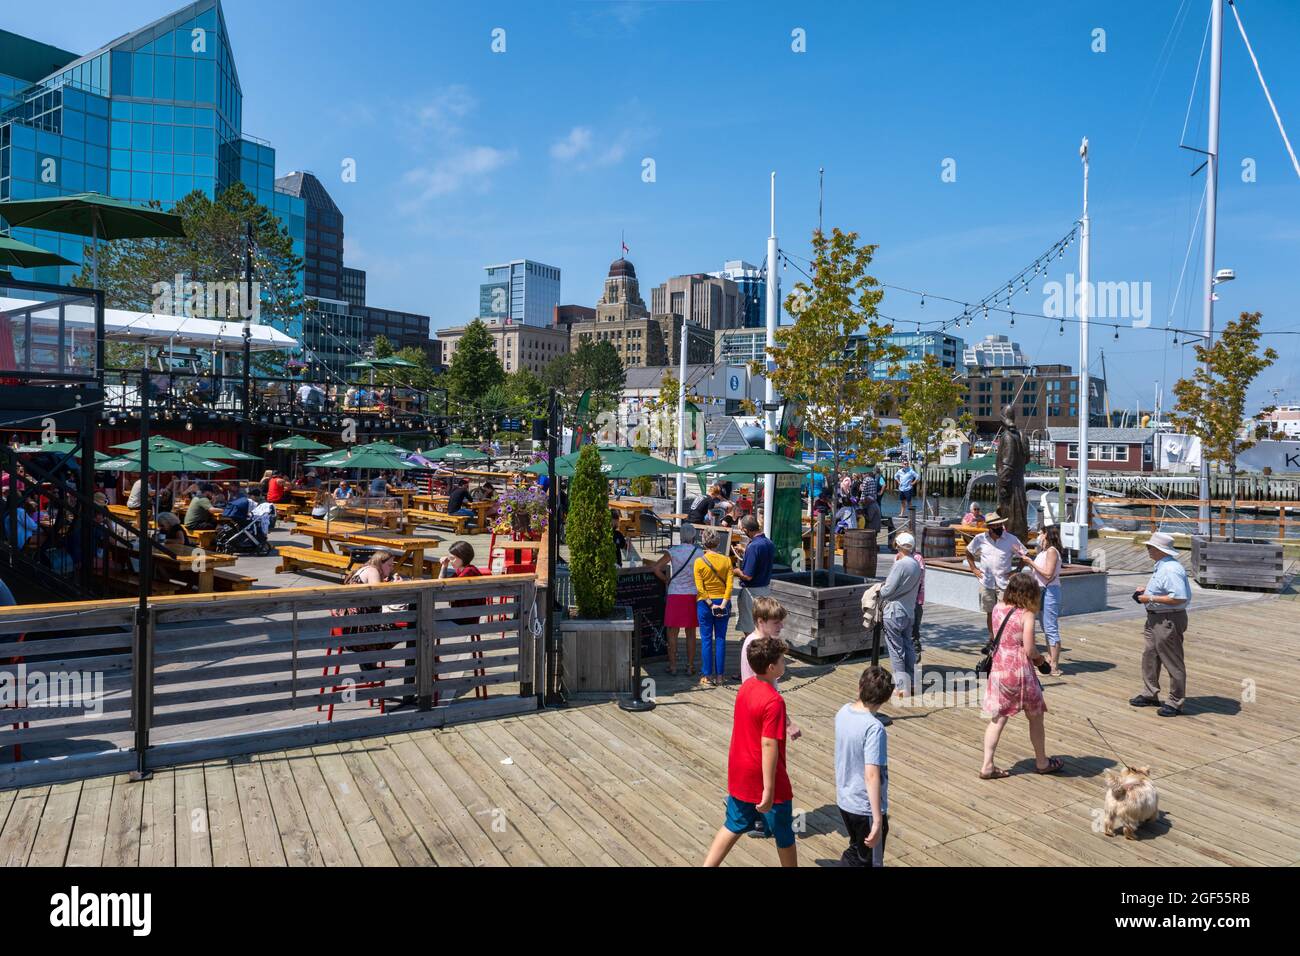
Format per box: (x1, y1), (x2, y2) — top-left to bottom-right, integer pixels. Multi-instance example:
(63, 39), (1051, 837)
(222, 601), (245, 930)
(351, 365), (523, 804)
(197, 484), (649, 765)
(651, 522), (704, 675)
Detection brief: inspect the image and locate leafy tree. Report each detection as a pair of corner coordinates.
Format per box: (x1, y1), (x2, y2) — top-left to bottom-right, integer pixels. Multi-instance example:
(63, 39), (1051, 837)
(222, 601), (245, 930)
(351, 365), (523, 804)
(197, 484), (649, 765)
(567, 443), (616, 618)
(756, 228), (906, 490)
(444, 318), (505, 407)
(543, 339), (625, 425)
(892, 353), (972, 511)
(74, 182), (304, 378)
(630, 443), (655, 496)
(505, 368), (547, 412)
(372, 335), (394, 358)
(1170, 311), (1278, 541)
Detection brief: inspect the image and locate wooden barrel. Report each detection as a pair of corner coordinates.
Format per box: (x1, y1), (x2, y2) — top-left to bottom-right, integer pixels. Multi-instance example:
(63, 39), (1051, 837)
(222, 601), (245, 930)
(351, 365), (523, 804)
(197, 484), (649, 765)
(920, 522), (956, 559)
(842, 529), (879, 577)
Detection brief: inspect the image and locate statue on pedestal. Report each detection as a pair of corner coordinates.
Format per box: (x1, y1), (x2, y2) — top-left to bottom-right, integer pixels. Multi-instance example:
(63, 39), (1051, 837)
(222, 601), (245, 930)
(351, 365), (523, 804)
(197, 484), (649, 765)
(995, 407), (1031, 542)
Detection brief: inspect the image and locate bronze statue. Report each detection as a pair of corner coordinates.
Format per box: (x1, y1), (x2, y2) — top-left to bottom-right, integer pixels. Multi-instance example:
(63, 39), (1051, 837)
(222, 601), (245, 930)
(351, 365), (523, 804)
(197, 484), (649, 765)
(994, 407), (1031, 541)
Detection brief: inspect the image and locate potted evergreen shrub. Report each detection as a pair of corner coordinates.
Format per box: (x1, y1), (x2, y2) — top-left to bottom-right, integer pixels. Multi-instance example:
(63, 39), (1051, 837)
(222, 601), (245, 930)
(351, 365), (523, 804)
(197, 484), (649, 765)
(558, 444), (636, 693)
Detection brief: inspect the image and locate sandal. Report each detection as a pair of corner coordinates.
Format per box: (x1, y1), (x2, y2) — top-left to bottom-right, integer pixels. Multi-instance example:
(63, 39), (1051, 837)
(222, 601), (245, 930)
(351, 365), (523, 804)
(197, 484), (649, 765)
(1035, 756), (1065, 775)
(1050, 668), (1063, 677)
(979, 768), (1011, 780)
(699, 676), (712, 688)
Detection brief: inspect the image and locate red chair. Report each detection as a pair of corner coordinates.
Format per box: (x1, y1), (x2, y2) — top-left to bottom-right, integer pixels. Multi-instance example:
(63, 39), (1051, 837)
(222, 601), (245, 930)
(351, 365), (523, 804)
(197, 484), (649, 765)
(318, 625), (387, 722)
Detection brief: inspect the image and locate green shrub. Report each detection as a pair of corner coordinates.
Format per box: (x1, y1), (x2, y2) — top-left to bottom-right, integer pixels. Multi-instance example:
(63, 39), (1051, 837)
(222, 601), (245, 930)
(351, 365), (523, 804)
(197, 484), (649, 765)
(568, 444), (616, 618)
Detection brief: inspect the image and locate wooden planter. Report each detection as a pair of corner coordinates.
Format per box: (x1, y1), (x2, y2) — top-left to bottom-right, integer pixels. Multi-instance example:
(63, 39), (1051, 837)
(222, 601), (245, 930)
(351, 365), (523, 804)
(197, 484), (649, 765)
(768, 570), (869, 660)
(559, 613), (634, 694)
(1191, 536), (1285, 592)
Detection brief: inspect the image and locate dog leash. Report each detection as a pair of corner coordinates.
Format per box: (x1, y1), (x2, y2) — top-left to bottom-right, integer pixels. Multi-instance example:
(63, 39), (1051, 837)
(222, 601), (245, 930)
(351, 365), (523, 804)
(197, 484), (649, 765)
(1086, 717), (1132, 770)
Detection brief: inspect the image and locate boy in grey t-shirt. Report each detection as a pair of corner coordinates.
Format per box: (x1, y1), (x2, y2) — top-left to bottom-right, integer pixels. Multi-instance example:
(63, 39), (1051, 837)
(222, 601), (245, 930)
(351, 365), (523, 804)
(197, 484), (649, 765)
(834, 665), (894, 867)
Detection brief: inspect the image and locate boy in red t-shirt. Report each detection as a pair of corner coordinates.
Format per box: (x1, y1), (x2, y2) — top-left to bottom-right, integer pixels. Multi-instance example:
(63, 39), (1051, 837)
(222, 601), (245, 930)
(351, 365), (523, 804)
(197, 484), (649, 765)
(703, 636), (798, 866)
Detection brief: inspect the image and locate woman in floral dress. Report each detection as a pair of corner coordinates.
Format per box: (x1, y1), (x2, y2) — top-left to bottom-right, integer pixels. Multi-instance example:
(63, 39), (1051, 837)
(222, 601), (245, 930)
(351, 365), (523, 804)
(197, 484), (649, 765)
(979, 573), (1064, 779)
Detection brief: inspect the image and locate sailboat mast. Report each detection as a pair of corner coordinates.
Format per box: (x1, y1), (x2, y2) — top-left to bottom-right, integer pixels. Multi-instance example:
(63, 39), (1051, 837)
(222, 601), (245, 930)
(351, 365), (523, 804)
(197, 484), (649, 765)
(1199, 0), (1224, 533)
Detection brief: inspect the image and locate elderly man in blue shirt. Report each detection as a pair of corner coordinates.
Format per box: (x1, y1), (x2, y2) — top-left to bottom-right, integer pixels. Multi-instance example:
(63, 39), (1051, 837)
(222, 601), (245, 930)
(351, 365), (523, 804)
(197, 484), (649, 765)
(1130, 532), (1192, 717)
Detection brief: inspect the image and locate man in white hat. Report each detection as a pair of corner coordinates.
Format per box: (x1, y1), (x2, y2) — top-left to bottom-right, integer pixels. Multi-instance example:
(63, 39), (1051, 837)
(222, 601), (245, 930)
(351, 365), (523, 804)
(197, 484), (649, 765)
(963, 510), (1023, 637)
(879, 531), (922, 710)
(1130, 532), (1191, 717)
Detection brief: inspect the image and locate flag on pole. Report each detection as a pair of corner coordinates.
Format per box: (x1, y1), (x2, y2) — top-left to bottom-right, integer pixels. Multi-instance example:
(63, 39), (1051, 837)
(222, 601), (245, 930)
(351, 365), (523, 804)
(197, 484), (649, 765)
(621, 240), (629, 255)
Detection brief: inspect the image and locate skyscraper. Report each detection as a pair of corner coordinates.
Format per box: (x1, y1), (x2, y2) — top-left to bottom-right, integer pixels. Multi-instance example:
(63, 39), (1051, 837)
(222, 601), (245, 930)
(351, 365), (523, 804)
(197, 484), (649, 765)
(479, 259), (561, 327)
(709, 260), (766, 328)
(650, 273), (742, 331)
(0, 0), (306, 338)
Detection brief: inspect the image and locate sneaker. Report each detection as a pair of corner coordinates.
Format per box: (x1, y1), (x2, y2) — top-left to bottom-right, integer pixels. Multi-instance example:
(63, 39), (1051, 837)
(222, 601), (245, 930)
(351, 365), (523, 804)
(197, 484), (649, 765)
(1129, 695), (1161, 708)
(1156, 704), (1182, 718)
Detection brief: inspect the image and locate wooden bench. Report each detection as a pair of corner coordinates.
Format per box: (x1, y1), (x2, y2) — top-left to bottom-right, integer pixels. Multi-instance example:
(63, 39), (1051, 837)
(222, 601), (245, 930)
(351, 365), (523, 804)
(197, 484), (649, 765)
(181, 526), (218, 550)
(106, 574), (183, 597)
(212, 568), (256, 592)
(276, 545), (352, 579)
(406, 509), (470, 534)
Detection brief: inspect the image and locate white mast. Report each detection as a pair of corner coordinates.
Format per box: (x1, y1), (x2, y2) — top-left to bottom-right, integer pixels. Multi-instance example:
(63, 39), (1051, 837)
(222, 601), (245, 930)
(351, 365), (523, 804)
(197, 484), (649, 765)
(1198, 0), (1224, 534)
(763, 172), (779, 539)
(1075, 137), (1091, 559)
(674, 313), (690, 515)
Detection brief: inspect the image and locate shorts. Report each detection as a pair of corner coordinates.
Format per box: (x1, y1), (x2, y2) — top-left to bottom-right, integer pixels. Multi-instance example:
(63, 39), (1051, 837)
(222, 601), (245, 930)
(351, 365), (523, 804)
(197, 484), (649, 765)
(724, 796), (796, 849)
(979, 586), (1003, 614)
(664, 593), (698, 629)
(899, 489), (915, 504)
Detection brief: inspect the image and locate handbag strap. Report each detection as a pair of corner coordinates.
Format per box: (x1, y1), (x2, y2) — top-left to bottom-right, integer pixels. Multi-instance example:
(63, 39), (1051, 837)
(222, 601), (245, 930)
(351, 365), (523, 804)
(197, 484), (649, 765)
(988, 607), (1016, 653)
(667, 545), (701, 586)
(698, 553), (729, 596)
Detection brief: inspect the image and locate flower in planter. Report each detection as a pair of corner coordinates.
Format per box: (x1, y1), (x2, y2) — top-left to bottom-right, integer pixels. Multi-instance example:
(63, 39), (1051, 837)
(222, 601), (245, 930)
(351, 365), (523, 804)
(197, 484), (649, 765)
(492, 484), (549, 536)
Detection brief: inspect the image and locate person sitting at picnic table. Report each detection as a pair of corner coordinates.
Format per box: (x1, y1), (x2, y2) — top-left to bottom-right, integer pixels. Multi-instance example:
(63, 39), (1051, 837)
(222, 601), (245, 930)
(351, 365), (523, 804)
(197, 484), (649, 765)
(154, 511), (185, 545)
(5, 498), (42, 549)
(812, 484), (834, 519)
(266, 471), (291, 504)
(369, 472), (390, 497)
(295, 469), (321, 490)
(223, 485), (252, 524)
(447, 478), (476, 528)
(344, 385), (358, 408)
(310, 489), (333, 519)
(354, 386), (370, 408)
(127, 475), (150, 510)
(338, 550), (402, 676)
(471, 481), (496, 502)
(184, 483), (219, 530)
(334, 480), (354, 502)
(963, 502), (986, 526)
(439, 541), (487, 624)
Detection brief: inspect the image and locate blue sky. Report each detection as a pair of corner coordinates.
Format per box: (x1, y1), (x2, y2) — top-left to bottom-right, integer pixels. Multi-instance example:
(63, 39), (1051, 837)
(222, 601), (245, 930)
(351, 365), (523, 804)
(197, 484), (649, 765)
(12, 0), (1300, 408)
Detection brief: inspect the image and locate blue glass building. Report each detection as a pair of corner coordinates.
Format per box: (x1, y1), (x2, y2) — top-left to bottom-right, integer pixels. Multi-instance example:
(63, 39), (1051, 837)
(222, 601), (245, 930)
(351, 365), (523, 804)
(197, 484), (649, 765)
(0, 0), (306, 339)
(868, 330), (966, 380)
(478, 259), (561, 327)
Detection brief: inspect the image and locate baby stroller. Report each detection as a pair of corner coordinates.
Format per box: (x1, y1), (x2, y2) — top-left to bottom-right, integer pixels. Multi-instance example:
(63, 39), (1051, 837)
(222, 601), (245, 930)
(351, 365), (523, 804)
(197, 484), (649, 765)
(213, 515), (273, 556)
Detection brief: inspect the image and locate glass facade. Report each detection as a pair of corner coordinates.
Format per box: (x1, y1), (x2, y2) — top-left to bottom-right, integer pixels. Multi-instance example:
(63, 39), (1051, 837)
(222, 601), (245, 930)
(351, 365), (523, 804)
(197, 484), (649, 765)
(868, 331), (966, 380)
(0, 0), (306, 340)
(479, 259), (560, 327)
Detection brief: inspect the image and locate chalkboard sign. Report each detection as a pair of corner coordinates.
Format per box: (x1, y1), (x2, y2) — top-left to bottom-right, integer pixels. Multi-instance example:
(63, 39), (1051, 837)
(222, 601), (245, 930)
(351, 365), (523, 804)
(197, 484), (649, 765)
(616, 565), (667, 659)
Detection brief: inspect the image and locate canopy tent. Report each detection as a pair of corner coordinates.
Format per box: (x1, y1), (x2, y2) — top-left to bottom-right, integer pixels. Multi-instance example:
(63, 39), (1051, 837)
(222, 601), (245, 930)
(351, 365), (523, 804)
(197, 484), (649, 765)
(0, 297), (299, 353)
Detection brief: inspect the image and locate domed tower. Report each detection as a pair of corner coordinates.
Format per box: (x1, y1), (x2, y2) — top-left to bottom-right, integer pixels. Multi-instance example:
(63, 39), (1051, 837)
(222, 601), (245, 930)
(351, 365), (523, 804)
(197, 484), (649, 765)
(598, 257), (647, 313)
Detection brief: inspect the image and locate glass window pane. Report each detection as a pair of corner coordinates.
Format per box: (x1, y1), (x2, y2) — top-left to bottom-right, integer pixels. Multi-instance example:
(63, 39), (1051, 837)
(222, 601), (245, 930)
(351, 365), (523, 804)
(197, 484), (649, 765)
(154, 55), (174, 99)
(132, 53), (154, 97)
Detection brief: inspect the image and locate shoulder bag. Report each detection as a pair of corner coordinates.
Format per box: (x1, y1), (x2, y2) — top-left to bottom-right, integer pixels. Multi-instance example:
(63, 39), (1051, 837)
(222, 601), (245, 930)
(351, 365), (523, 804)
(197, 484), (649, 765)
(975, 609), (1016, 678)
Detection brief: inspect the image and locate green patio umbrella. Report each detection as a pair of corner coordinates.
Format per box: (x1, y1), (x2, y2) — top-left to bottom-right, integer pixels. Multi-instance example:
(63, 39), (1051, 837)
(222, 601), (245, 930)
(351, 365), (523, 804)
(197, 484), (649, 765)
(305, 449), (417, 471)
(14, 439), (80, 454)
(0, 192), (186, 290)
(191, 440), (261, 462)
(100, 449), (232, 473)
(690, 449), (812, 476)
(0, 235), (75, 270)
(307, 441), (406, 466)
(370, 356), (420, 368)
(423, 444), (489, 462)
(526, 446), (689, 479)
(268, 435), (333, 451)
(111, 436), (192, 452)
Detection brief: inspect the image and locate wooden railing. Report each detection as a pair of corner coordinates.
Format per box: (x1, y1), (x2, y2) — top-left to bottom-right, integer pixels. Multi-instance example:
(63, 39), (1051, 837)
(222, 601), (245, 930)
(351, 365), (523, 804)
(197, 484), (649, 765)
(0, 573), (539, 789)
(1091, 498), (1300, 541)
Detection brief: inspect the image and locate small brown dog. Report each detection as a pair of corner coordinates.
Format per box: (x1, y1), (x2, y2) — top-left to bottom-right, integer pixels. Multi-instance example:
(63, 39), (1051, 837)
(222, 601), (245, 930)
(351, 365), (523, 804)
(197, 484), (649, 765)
(1102, 765), (1159, 840)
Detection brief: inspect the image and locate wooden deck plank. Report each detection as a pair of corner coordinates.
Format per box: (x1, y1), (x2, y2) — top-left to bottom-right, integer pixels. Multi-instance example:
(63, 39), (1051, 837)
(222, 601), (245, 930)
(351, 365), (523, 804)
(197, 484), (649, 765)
(231, 760), (288, 866)
(309, 743), (400, 867)
(251, 752), (324, 867)
(64, 776), (112, 867)
(174, 765), (212, 867)
(203, 762), (251, 867)
(139, 772), (177, 867)
(26, 782), (78, 867)
(282, 747), (361, 867)
(102, 774), (145, 867)
(334, 738), (434, 866)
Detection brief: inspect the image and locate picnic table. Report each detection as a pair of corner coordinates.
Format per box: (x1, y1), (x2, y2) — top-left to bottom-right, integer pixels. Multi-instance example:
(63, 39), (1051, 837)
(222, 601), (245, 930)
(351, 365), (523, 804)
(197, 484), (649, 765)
(609, 499), (651, 535)
(290, 524), (441, 578)
(412, 494), (450, 510)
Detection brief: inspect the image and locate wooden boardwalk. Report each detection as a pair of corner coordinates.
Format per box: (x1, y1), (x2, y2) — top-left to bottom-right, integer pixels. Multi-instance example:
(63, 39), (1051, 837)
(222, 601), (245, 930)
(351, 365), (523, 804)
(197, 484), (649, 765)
(2, 584), (1297, 866)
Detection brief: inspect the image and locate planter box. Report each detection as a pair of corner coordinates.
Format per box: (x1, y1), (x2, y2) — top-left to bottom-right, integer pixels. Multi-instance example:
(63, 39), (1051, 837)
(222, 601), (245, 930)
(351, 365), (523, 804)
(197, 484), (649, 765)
(1191, 536), (1285, 592)
(559, 613), (634, 694)
(768, 570), (869, 660)
(919, 556), (1108, 615)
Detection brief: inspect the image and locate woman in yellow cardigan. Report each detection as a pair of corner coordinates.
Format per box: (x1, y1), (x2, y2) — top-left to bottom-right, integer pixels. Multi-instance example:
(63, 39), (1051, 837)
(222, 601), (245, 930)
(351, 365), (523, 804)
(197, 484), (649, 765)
(694, 528), (734, 687)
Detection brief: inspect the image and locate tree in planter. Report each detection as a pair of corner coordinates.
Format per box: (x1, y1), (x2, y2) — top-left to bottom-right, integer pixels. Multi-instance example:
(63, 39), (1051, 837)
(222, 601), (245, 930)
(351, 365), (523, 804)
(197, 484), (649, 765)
(1169, 311), (1277, 541)
(893, 353), (972, 516)
(756, 228), (906, 506)
(567, 443), (616, 618)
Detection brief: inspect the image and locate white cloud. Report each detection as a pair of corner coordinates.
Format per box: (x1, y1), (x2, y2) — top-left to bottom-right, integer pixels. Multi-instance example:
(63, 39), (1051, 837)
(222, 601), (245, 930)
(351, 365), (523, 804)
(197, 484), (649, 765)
(413, 85), (477, 136)
(402, 145), (517, 205)
(551, 126), (594, 161)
